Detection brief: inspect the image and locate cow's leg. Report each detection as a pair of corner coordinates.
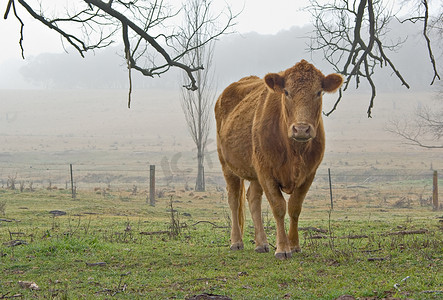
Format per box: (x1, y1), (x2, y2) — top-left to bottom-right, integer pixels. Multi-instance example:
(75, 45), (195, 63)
(223, 171), (245, 250)
(247, 180), (269, 253)
(260, 179), (291, 259)
(288, 173), (315, 253)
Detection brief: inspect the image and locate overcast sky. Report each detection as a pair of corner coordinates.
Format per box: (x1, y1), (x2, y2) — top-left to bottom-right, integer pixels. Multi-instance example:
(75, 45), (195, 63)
(1, 0), (310, 64)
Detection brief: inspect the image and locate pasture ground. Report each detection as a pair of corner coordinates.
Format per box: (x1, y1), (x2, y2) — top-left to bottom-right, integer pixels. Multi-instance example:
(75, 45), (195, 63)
(0, 186), (441, 299)
(1, 90), (442, 299)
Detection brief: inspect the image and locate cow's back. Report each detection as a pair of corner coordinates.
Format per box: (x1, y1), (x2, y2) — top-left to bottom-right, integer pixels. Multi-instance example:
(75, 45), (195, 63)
(215, 76), (262, 128)
(215, 76), (266, 180)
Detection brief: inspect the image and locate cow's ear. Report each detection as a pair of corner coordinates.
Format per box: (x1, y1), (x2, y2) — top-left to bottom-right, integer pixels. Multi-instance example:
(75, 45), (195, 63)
(322, 73), (343, 93)
(264, 73), (284, 93)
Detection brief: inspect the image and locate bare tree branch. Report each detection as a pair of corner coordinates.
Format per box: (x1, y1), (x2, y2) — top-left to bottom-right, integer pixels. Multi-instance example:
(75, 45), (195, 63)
(4, 0), (25, 58)
(307, 0), (441, 118)
(420, 0), (440, 85)
(386, 118), (443, 148)
(4, 0), (238, 102)
(14, 0), (113, 57)
(386, 84), (443, 149)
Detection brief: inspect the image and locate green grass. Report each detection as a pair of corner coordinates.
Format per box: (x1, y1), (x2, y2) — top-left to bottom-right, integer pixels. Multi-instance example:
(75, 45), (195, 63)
(1, 188), (442, 299)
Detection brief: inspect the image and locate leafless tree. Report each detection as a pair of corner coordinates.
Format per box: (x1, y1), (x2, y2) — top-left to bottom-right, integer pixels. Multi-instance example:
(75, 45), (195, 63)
(385, 2), (442, 148)
(306, 0), (441, 117)
(4, 0), (236, 106)
(180, 0), (220, 191)
(387, 83), (443, 148)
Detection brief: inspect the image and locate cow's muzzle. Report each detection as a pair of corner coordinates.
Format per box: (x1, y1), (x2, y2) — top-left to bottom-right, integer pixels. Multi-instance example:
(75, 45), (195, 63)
(290, 123), (314, 142)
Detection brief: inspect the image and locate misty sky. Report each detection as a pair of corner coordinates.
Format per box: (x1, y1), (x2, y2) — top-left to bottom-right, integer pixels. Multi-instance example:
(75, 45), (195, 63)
(1, 0), (310, 64)
(2, 0), (438, 65)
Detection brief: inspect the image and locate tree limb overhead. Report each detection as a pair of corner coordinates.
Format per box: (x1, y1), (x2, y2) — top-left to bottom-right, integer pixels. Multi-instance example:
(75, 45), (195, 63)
(4, 0), (238, 103)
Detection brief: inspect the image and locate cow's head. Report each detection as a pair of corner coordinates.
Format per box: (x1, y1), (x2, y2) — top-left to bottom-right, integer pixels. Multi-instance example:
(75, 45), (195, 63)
(264, 60), (343, 142)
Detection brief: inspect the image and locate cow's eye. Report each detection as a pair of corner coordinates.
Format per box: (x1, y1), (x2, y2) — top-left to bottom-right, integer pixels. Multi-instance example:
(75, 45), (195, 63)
(316, 91), (322, 97)
(284, 90), (289, 97)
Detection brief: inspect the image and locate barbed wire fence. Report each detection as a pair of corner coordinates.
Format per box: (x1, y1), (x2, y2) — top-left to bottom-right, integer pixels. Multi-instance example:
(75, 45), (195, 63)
(0, 161), (440, 210)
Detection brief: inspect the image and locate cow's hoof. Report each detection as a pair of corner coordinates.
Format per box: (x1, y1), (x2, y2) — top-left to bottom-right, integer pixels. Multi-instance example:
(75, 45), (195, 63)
(291, 247), (301, 253)
(255, 244), (270, 253)
(275, 251), (292, 260)
(230, 242), (244, 251)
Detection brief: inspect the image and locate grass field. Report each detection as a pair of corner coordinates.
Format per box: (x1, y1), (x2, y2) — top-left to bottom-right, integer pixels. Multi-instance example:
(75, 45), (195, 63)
(1, 89), (442, 299)
(1, 186), (441, 299)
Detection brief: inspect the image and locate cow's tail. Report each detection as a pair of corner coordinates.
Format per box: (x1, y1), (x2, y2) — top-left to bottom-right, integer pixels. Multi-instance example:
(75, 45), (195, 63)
(238, 179), (246, 235)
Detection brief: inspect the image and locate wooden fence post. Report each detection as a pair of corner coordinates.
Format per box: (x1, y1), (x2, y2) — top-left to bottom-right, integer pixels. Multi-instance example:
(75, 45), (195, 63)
(149, 165), (156, 206)
(328, 168), (333, 210)
(69, 164), (76, 199)
(433, 170), (439, 210)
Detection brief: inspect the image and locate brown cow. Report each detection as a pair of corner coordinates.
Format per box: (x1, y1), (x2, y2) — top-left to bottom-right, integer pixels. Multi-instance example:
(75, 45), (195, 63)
(215, 60), (343, 259)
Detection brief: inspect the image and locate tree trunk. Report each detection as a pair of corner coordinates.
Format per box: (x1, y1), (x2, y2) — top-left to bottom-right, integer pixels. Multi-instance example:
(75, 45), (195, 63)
(195, 146), (205, 191)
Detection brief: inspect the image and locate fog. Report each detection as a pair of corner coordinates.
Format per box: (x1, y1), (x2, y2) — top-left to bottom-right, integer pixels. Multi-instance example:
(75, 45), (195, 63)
(0, 23), (441, 174)
(1, 23), (439, 91)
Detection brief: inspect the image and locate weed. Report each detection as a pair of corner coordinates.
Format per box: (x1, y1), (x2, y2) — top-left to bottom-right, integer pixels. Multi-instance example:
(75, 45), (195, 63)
(0, 200), (5, 215)
(28, 181), (34, 192)
(131, 185), (137, 196)
(222, 206), (231, 231)
(7, 174), (17, 190)
(46, 180), (52, 190)
(157, 188), (166, 198)
(263, 207), (273, 232)
(168, 195), (182, 238)
(327, 209), (335, 251)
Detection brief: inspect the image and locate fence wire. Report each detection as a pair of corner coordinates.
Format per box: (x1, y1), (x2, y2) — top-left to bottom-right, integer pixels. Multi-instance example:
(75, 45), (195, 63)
(1, 162), (439, 195)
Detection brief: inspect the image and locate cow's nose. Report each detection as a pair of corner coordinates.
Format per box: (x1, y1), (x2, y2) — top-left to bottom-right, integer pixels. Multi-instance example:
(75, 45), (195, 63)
(291, 123), (312, 141)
